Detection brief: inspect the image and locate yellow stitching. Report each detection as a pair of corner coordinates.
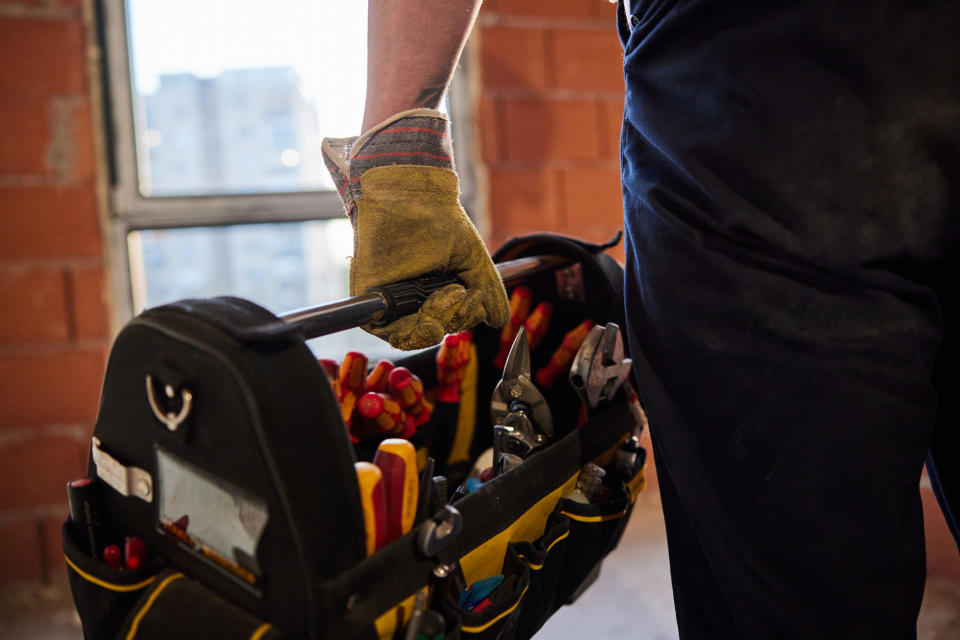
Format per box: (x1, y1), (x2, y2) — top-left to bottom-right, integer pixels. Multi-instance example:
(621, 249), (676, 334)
(63, 554), (157, 592)
(521, 530), (570, 571)
(560, 509), (627, 523)
(124, 573), (184, 640)
(461, 584), (529, 634)
(249, 622), (273, 640)
(448, 344), (479, 466)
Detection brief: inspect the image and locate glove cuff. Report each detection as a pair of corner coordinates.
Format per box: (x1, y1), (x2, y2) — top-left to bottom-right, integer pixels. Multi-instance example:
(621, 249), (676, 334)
(322, 109), (455, 218)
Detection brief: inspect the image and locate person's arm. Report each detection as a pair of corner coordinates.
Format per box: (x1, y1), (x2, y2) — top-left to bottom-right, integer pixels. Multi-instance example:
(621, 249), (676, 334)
(362, 0), (483, 131)
(322, 0), (508, 350)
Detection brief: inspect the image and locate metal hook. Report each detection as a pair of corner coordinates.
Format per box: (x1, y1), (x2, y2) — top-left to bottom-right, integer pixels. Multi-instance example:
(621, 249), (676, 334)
(146, 374), (193, 432)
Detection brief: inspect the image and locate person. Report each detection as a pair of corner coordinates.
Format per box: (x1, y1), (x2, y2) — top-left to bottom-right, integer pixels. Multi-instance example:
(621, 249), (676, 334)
(322, 1), (960, 637)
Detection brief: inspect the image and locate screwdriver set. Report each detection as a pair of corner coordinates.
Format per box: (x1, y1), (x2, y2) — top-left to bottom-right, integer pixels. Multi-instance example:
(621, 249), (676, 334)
(62, 232), (648, 640)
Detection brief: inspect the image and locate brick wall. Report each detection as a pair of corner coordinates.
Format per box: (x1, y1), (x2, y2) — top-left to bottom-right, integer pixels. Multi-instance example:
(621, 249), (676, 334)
(0, 0), (109, 585)
(475, 0), (626, 263)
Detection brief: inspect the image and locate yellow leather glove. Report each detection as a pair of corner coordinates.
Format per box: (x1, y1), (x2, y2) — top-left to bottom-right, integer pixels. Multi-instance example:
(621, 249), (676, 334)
(322, 109), (509, 350)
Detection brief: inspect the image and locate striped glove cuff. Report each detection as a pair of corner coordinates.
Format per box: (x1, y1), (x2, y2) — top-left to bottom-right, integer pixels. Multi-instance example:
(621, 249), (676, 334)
(322, 108), (455, 220)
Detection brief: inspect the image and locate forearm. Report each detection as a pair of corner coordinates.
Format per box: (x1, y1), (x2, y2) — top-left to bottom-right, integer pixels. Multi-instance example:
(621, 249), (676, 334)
(362, 0), (482, 131)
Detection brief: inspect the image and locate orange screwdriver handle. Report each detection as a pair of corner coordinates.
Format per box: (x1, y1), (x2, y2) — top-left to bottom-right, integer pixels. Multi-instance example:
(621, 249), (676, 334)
(409, 377), (432, 427)
(436, 333), (467, 403)
(493, 287), (534, 369)
(339, 351), (369, 398)
(366, 360), (395, 393)
(389, 367), (429, 416)
(535, 319), (595, 388)
(373, 438), (419, 542)
(356, 392), (407, 438)
(317, 358), (341, 397)
(524, 302), (554, 352)
(355, 462), (388, 555)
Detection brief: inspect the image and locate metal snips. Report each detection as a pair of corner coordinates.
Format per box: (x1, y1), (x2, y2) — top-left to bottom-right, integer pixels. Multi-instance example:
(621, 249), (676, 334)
(490, 327), (553, 476)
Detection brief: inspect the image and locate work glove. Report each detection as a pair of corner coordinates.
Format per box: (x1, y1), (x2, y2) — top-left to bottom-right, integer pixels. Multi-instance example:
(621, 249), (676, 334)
(322, 109), (509, 350)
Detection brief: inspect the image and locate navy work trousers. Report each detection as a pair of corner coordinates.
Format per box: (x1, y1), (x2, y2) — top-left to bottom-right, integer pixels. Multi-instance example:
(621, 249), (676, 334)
(617, 2), (960, 637)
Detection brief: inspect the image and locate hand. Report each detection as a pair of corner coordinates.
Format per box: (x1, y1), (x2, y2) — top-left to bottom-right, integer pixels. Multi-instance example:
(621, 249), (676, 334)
(322, 109), (509, 350)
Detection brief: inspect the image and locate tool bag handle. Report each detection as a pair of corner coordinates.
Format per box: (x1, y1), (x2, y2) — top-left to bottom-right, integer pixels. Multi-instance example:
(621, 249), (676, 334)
(278, 255), (572, 339)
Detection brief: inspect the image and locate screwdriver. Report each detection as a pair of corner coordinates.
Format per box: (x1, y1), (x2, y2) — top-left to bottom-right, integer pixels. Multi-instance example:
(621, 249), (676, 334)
(535, 319), (596, 388)
(523, 302), (554, 351)
(366, 359), (396, 393)
(493, 286), (533, 369)
(339, 352), (369, 427)
(373, 439), (420, 542)
(356, 392), (408, 439)
(317, 358), (341, 396)
(389, 367), (431, 427)
(436, 331), (472, 403)
(339, 352), (368, 397)
(355, 462), (388, 555)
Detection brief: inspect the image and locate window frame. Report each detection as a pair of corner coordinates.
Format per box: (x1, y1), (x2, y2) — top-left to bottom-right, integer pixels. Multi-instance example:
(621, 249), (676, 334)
(98, 0), (480, 325)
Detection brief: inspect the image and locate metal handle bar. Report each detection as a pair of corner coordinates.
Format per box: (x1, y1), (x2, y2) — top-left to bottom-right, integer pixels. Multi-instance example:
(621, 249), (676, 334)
(279, 255), (572, 340)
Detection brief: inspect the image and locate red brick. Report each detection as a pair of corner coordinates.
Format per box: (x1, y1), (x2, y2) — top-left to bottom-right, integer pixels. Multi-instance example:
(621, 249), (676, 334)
(0, 99), (50, 175)
(68, 265), (109, 340)
(488, 168), (559, 234)
(0, 186), (101, 260)
(492, 0), (604, 19)
(0, 267), (70, 345)
(16, 0), (85, 9)
(70, 100), (96, 182)
(477, 96), (503, 165)
(923, 483), (960, 581)
(559, 166), (623, 226)
(0, 347), (106, 428)
(0, 17), (87, 97)
(0, 434), (88, 510)
(502, 98), (603, 162)
(549, 29), (624, 92)
(42, 513), (71, 586)
(0, 519), (43, 583)
(557, 166), (625, 256)
(479, 26), (547, 90)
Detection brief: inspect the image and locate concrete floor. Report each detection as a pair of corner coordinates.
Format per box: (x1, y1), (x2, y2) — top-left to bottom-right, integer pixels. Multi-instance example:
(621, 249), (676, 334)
(2, 483), (959, 639)
(542, 483), (960, 640)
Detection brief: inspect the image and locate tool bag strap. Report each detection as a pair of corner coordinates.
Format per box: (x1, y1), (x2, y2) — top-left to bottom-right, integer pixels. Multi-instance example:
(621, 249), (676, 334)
(315, 396), (635, 639)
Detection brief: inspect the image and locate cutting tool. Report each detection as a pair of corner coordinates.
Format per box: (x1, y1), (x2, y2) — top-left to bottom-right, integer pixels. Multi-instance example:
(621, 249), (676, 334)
(490, 327), (553, 475)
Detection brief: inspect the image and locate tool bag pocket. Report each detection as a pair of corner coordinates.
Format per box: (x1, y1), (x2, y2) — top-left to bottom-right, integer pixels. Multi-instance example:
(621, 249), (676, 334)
(509, 511), (571, 638)
(116, 569), (284, 640)
(445, 546), (531, 640)
(554, 486), (633, 606)
(62, 521), (158, 640)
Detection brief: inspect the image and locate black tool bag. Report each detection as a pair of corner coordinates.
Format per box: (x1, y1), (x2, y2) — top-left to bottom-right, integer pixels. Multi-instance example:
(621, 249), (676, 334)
(64, 233), (646, 640)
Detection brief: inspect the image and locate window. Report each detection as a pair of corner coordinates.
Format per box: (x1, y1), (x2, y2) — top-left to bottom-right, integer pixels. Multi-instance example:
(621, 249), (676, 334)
(102, 0), (477, 360)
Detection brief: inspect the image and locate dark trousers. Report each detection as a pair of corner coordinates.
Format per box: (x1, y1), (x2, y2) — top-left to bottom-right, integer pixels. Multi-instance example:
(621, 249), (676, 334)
(618, 1), (960, 637)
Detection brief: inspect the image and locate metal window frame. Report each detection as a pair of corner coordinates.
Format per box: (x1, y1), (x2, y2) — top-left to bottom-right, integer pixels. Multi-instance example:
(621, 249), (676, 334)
(99, 0), (477, 325)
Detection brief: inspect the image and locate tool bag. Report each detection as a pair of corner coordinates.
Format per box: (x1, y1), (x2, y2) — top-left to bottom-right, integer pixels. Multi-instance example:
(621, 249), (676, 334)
(63, 232), (646, 640)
